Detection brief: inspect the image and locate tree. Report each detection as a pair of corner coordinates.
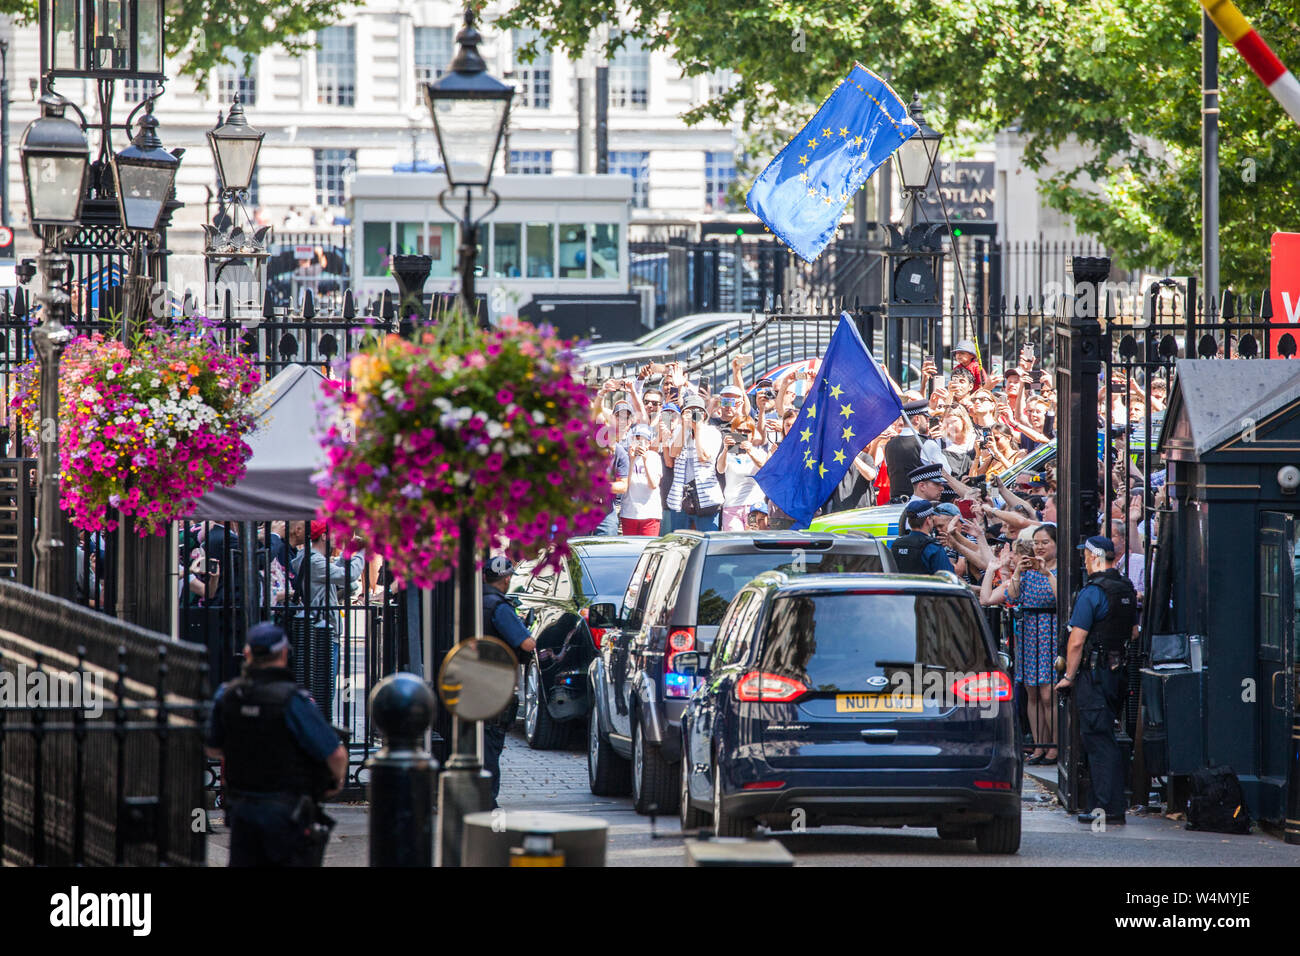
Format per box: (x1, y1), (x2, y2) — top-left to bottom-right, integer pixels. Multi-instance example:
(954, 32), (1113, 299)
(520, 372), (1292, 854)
(496, 0), (1300, 287)
(1, 0), (348, 78)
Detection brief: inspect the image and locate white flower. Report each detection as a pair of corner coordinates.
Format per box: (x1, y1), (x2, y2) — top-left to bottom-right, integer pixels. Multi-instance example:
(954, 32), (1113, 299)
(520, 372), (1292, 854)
(492, 440), (506, 453)
(532, 410), (546, 424)
(452, 470), (469, 486)
(486, 421), (504, 439)
(474, 442), (489, 455)
(79, 387), (99, 402)
(510, 441), (531, 456)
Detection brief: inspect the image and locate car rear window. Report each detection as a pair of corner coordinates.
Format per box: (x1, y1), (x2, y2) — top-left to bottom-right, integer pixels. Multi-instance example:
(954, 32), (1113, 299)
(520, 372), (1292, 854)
(579, 553), (642, 599)
(757, 592), (992, 691)
(696, 551), (881, 625)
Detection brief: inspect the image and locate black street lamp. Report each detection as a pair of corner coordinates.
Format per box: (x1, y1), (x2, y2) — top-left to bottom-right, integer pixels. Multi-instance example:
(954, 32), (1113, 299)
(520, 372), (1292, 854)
(424, 5), (513, 324)
(204, 101), (271, 321)
(21, 91), (90, 599)
(41, 0), (165, 79)
(207, 99), (264, 198)
(423, 5), (514, 867)
(894, 92), (943, 227)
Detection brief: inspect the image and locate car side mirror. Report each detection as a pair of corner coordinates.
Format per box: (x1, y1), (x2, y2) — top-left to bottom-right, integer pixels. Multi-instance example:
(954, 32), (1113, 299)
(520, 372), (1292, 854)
(672, 652), (709, 676)
(587, 602), (617, 627)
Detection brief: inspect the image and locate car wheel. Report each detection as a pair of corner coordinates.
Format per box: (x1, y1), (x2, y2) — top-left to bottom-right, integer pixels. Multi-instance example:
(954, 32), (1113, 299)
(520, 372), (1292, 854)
(523, 658), (566, 750)
(679, 745), (707, 832)
(587, 711), (630, 796)
(712, 753), (754, 838)
(975, 812), (1022, 854)
(936, 825), (975, 841)
(631, 719), (679, 815)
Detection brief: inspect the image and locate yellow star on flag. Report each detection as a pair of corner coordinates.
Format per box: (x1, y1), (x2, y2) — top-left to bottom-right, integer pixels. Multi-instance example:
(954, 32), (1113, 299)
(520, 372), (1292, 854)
(800, 426), (813, 442)
(805, 404), (816, 418)
(839, 126), (849, 137)
(798, 172), (810, 183)
(822, 127), (832, 138)
(823, 195), (834, 205)
(842, 425), (855, 443)
(839, 402), (854, 419)
(798, 154), (809, 166)
(807, 187), (818, 197)
(805, 457), (817, 470)
(854, 135), (864, 147)
(807, 138), (819, 149)
(819, 463), (828, 478)
(833, 449), (847, 464)
(829, 384), (844, 399)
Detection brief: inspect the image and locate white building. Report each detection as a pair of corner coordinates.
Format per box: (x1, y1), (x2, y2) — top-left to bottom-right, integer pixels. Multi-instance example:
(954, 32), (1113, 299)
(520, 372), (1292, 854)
(4, 2), (741, 265)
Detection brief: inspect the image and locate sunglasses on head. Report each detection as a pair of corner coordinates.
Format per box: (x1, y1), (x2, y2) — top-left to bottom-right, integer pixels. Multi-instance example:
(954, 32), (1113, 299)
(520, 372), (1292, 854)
(720, 397), (739, 406)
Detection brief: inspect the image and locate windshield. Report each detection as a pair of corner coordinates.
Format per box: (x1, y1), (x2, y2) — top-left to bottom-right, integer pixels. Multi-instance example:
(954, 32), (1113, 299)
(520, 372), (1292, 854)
(697, 551), (881, 625)
(579, 552), (642, 598)
(758, 592), (993, 691)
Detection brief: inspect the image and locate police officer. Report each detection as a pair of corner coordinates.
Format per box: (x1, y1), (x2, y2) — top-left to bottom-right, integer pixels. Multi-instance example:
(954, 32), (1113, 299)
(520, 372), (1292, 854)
(883, 400), (931, 500)
(890, 499), (956, 575)
(482, 557), (537, 808)
(906, 462), (947, 509)
(205, 622), (347, 866)
(1056, 535), (1138, 826)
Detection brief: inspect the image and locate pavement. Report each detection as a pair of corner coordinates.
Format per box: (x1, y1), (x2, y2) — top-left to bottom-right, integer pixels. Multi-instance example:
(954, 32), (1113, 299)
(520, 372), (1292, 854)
(205, 727), (1300, 867)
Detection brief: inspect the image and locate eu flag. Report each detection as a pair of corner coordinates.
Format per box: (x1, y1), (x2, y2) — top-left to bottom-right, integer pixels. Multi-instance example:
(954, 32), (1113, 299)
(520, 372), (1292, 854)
(755, 314), (904, 527)
(746, 64), (916, 263)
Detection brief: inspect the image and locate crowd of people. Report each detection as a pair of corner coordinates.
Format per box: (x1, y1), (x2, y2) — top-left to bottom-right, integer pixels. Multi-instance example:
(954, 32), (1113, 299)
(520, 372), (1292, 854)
(589, 335), (1163, 765)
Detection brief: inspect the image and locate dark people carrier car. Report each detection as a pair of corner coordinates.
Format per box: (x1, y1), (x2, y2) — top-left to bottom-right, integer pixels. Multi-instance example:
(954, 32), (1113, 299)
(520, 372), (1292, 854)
(676, 572), (1022, 852)
(586, 531), (896, 813)
(509, 536), (652, 749)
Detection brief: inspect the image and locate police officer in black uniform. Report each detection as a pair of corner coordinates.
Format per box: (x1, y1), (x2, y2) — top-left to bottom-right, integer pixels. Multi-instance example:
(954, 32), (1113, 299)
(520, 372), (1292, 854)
(883, 400), (931, 501)
(1056, 535), (1138, 826)
(482, 557), (537, 807)
(205, 622), (348, 866)
(890, 499), (956, 575)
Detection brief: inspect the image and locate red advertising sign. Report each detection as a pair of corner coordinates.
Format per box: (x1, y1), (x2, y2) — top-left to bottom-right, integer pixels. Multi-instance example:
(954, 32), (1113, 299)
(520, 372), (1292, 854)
(1269, 232), (1300, 358)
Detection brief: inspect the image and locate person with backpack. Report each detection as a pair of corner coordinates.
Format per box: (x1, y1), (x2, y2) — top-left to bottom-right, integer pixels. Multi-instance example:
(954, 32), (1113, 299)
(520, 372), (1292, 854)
(1057, 535), (1138, 826)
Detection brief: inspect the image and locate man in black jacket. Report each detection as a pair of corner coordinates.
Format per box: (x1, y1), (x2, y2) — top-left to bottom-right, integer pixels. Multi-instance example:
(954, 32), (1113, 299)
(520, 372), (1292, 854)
(205, 623), (347, 866)
(482, 557), (537, 807)
(883, 400), (931, 500)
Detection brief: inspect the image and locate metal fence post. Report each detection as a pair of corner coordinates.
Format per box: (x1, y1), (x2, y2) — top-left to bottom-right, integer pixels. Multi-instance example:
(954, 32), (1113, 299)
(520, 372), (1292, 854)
(368, 672), (439, 866)
(1055, 255), (1108, 812)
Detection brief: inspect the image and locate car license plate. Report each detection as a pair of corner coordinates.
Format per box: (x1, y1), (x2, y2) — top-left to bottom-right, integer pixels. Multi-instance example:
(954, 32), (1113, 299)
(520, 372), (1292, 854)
(836, 693), (923, 713)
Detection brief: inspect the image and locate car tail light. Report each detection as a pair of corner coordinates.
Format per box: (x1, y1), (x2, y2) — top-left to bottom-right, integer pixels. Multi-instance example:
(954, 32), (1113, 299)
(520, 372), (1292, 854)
(951, 671), (1012, 703)
(741, 780), (785, 791)
(974, 780), (1013, 790)
(589, 627), (606, 651)
(666, 627), (695, 672)
(735, 672), (808, 703)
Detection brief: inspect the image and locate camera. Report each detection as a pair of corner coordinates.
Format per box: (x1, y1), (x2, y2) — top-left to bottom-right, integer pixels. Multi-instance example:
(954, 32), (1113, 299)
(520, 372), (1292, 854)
(207, 558), (221, 575)
(686, 409), (706, 423)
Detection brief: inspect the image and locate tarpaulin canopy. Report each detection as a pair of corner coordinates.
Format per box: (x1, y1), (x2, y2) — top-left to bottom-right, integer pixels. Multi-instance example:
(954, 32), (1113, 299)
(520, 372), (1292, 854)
(191, 363), (334, 520)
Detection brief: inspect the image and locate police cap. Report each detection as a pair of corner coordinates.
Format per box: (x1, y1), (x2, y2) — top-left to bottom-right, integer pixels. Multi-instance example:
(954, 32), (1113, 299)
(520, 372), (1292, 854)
(247, 622), (290, 657)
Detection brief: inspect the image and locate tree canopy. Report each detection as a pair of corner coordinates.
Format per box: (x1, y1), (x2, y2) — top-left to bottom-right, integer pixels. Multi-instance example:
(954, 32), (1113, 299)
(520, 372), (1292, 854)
(496, 0), (1300, 287)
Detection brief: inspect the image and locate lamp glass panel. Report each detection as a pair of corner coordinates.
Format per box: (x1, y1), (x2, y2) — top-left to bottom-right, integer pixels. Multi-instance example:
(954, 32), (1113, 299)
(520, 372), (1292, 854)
(136, 0), (163, 73)
(116, 162), (174, 230)
(214, 136), (260, 191)
(431, 97), (509, 186)
(896, 137), (933, 191)
(91, 0), (129, 72)
(51, 0), (79, 72)
(25, 154), (86, 223)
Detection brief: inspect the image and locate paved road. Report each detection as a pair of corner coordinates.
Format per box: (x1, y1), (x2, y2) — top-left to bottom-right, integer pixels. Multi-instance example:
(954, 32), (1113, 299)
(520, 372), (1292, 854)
(207, 725), (1300, 867)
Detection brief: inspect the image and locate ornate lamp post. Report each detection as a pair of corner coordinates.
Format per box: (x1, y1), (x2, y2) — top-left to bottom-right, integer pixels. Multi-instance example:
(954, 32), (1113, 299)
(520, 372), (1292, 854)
(205, 100), (270, 320)
(424, 6), (513, 325)
(423, 6), (514, 867)
(20, 91), (90, 598)
(881, 92), (945, 383)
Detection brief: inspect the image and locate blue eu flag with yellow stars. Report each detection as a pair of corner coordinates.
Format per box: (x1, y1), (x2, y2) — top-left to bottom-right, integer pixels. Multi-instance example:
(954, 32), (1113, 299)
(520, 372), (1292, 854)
(755, 314), (904, 527)
(746, 64), (917, 263)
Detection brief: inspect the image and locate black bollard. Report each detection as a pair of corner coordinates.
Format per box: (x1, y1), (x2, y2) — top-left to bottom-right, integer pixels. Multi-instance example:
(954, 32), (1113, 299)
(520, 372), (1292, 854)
(368, 673), (439, 866)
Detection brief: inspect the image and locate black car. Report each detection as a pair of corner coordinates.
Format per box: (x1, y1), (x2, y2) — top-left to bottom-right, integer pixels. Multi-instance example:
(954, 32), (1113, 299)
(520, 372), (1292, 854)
(587, 531), (896, 813)
(509, 536), (652, 749)
(677, 571), (1022, 852)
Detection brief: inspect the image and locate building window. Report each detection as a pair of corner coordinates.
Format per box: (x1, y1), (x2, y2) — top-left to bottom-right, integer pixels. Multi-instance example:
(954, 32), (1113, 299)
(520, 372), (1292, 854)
(704, 151), (737, 211)
(217, 53), (257, 106)
(708, 69), (734, 99)
(123, 79), (159, 103)
(609, 37), (648, 109)
(314, 148), (356, 206)
(317, 25), (356, 107)
(610, 150), (650, 208)
(508, 150), (552, 175)
(414, 26), (455, 86)
(512, 29), (551, 109)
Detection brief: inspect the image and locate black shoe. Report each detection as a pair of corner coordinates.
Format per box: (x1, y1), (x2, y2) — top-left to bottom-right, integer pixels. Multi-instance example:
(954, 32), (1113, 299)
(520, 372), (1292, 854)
(1076, 812), (1126, 825)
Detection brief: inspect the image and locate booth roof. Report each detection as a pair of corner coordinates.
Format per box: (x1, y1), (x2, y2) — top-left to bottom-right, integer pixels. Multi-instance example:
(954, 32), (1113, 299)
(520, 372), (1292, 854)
(1165, 359), (1300, 457)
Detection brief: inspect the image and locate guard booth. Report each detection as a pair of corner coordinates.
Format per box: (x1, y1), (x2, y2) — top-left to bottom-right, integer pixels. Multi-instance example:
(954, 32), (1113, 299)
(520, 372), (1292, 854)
(1150, 359), (1300, 836)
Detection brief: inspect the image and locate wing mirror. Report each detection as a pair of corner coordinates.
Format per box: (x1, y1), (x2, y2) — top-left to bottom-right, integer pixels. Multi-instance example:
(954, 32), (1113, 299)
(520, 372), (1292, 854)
(586, 602), (617, 628)
(671, 651), (709, 676)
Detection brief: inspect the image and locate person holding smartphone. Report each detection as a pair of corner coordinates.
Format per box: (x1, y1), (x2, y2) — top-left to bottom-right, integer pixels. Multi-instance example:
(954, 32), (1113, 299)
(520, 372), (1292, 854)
(1006, 524), (1059, 765)
(717, 418), (768, 530)
(620, 424), (664, 536)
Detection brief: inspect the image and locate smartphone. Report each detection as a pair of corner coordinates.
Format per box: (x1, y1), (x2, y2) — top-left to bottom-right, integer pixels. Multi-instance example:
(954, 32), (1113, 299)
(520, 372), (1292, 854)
(956, 499), (975, 521)
(207, 558), (220, 575)
(932, 374), (945, 390)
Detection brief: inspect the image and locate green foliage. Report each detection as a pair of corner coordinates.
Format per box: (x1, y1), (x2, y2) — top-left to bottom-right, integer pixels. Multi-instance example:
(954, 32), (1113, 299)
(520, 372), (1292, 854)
(496, 0), (1300, 286)
(1, 0), (347, 78)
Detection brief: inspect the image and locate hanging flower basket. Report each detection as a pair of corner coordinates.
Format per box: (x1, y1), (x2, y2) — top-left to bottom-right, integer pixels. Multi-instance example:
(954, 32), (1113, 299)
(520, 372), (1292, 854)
(10, 320), (261, 535)
(316, 313), (610, 588)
